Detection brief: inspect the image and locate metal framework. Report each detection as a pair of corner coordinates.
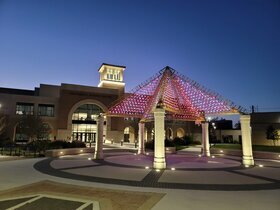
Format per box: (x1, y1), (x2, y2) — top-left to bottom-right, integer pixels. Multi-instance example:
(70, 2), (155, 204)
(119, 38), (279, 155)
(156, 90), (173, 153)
(107, 66), (245, 121)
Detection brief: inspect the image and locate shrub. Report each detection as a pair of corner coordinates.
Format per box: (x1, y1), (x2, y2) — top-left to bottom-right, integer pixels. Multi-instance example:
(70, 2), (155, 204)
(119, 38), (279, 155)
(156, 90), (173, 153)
(210, 139), (221, 144)
(165, 139), (175, 147)
(48, 140), (69, 149)
(182, 135), (193, 145)
(70, 141), (86, 148)
(192, 140), (201, 145)
(173, 137), (185, 146)
(0, 139), (15, 147)
(145, 139), (175, 150)
(32, 140), (51, 152)
(48, 140), (86, 149)
(145, 140), (154, 150)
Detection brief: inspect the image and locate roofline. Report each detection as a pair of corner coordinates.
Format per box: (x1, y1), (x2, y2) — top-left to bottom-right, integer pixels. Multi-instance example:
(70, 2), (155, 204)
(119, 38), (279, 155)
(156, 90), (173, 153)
(0, 87), (35, 96)
(252, 111), (280, 114)
(98, 63), (126, 72)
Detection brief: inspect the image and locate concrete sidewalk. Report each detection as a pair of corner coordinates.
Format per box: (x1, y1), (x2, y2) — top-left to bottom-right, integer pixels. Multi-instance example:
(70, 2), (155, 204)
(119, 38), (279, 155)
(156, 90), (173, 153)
(0, 149), (279, 210)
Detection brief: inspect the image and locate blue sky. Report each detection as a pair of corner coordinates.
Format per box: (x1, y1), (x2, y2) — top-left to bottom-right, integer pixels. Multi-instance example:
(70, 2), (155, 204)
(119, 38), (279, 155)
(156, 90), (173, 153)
(0, 0), (279, 112)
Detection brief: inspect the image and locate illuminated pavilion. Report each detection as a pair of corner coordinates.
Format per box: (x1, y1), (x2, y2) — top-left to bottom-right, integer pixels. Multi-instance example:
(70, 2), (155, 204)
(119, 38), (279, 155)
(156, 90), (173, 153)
(91, 66), (254, 169)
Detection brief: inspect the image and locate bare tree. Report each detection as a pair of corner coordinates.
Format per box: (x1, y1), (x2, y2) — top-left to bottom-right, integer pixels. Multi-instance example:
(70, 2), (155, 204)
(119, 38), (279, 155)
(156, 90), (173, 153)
(266, 125), (279, 146)
(18, 115), (51, 142)
(0, 114), (6, 135)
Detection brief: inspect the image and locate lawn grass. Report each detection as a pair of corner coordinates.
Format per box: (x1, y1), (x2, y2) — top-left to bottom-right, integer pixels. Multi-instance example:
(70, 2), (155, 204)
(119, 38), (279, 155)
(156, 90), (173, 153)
(253, 145), (280, 153)
(212, 144), (280, 153)
(175, 145), (189, 151)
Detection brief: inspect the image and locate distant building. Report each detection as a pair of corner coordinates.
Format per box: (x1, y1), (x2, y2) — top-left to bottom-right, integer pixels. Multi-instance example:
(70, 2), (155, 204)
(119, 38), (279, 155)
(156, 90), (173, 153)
(0, 63), (126, 144)
(251, 112), (280, 146)
(210, 119), (242, 144)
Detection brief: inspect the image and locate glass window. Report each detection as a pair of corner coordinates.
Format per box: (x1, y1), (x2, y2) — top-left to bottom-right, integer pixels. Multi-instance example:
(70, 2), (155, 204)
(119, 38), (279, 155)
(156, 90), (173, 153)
(38, 104), (54, 117)
(106, 69), (121, 81)
(72, 104), (103, 121)
(16, 103), (34, 115)
(71, 104), (105, 142)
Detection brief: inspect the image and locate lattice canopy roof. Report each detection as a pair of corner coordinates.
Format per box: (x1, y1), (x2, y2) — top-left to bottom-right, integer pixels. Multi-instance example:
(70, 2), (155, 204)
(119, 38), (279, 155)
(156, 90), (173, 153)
(107, 66), (245, 121)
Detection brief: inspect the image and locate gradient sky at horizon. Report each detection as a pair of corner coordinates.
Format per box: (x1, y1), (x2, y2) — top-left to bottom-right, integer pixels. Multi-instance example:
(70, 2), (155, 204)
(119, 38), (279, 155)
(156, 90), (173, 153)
(0, 0), (279, 112)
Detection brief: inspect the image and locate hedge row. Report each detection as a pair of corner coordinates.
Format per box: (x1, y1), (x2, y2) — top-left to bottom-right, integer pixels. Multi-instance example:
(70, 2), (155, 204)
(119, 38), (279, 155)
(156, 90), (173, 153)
(145, 135), (200, 150)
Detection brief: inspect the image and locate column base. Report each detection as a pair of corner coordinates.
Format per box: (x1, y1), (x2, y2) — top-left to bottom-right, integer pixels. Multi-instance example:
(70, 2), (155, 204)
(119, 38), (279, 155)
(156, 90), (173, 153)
(201, 148), (210, 157)
(153, 157), (166, 169)
(138, 148), (145, 155)
(242, 156), (254, 166)
(94, 152), (104, 160)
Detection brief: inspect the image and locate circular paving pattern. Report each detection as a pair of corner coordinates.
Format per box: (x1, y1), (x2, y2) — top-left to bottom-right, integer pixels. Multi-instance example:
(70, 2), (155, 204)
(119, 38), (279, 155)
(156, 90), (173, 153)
(34, 150), (280, 191)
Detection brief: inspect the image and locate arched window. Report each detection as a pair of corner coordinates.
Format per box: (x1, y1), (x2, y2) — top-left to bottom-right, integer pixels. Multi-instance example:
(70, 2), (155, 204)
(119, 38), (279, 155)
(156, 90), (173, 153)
(166, 128), (173, 140)
(176, 128), (185, 138)
(123, 126), (135, 143)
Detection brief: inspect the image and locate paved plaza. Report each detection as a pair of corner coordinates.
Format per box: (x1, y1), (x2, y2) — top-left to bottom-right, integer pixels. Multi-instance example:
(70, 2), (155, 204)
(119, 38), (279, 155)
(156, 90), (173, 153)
(0, 145), (280, 209)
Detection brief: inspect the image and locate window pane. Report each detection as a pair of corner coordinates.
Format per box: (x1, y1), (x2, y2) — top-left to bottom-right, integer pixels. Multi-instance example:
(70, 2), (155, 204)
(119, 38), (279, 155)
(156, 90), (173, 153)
(38, 104), (54, 117)
(16, 103), (34, 115)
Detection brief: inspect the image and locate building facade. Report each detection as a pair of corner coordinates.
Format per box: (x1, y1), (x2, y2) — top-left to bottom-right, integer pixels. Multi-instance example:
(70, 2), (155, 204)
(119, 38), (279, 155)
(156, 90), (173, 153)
(251, 112), (280, 146)
(0, 64), (125, 144)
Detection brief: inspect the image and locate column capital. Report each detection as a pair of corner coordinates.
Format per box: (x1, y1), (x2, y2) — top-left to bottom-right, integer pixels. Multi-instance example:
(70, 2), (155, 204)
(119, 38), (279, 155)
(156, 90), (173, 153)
(95, 113), (104, 122)
(154, 107), (165, 112)
(240, 114), (251, 121)
(138, 121), (145, 125)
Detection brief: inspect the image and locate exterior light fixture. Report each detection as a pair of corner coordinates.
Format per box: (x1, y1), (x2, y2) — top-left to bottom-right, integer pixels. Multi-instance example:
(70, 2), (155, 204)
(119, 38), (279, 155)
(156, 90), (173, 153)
(259, 165), (264, 167)
(156, 169), (160, 172)
(146, 153), (149, 155)
(88, 158), (91, 160)
(60, 152), (63, 154)
(171, 168), (176, 171)
(134, 153), (137, 156)
(212, 155), (215, 158)
(145, 166), (149, 169)
(198, 154), (202, 157)
(245, 165), (249, 168)
(80, 150), (83, 152)
(220, 150), (223, 153)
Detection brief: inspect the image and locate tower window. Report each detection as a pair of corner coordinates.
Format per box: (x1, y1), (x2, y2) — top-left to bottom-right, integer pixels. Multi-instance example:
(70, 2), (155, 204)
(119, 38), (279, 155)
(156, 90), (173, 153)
(106, 69), (121, 81)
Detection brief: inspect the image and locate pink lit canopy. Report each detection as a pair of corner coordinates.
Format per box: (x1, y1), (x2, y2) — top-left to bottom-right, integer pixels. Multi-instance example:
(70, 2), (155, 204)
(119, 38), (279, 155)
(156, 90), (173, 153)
(107, 66), (245, 122)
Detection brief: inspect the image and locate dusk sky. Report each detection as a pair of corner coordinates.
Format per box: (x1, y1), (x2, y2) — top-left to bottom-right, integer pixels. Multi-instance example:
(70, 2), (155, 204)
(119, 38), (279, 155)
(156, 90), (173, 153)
(0, 0), (279, 112)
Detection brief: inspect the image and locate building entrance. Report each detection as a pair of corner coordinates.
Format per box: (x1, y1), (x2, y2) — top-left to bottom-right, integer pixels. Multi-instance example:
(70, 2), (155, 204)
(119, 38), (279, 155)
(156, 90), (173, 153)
(72, 131), (96, 142)
(71, 104), (104, 143)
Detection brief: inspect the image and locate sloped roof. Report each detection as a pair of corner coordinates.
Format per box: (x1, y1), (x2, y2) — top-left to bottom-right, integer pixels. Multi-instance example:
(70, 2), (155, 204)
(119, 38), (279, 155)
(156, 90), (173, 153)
(107, 66), (244, 121)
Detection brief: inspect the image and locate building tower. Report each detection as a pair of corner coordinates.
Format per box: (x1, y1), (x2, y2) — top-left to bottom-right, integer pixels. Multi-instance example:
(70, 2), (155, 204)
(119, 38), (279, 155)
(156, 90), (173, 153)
(98, 63), (126, 95)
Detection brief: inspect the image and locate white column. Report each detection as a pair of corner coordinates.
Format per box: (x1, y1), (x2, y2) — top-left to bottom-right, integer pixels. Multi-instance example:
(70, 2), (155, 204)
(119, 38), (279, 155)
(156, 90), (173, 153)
(240, 115), (254, 166)
(94, 114), (104, 160)
(138, 122), (145, 154)
(202, 122), (210, 157)
(153, 107), (166, 169)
